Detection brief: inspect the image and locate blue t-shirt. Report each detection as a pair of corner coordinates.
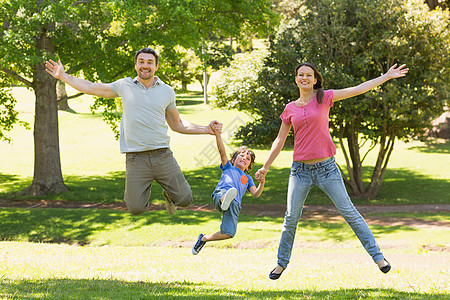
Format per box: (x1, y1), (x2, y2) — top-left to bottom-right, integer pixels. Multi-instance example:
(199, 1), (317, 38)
(215, 161), (255, 204)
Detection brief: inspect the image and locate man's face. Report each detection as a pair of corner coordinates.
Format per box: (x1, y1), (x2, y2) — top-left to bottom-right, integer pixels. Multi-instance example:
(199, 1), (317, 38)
(135, 53), (158, 80)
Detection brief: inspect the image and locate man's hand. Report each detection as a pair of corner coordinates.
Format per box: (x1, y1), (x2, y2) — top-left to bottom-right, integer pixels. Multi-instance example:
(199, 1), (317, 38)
(45, 59), (65, 80)
(209, 120), (223, 135)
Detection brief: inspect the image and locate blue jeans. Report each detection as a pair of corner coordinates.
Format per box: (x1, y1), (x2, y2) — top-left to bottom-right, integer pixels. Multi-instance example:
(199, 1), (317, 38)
(212, 189), (241, 237)
(277, 157), (384, 269)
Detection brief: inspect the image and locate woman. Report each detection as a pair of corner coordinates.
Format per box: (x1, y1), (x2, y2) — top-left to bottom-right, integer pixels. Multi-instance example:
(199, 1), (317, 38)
(255, 62), (408, 280)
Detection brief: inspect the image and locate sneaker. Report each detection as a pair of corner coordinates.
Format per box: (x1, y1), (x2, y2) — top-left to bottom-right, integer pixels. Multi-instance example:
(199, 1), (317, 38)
(220, 188), (237, 211)
(192, 233), (206, 255)
(163, 191), (177, 215)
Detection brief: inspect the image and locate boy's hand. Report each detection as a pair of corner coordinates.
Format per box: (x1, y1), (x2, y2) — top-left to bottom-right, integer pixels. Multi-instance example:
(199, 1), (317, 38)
(255, 167), (267, 181)
(209, 120), (223, 135)
(212, 122), (223, 134)
(257, 174), (265, 184)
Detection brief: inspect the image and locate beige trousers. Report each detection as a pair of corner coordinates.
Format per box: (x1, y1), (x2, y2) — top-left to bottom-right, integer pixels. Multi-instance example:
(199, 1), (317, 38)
(124, 148), (192, 215)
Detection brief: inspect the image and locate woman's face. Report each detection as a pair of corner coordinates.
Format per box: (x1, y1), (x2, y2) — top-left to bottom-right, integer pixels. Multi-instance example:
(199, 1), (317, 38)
(295, 66), (317, 89)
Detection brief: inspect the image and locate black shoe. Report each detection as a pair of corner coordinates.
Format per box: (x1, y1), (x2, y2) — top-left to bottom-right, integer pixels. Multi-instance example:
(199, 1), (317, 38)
(269, 267), (285, 280)
(192, 233), (206, 255)
(379, 259), (391, 273)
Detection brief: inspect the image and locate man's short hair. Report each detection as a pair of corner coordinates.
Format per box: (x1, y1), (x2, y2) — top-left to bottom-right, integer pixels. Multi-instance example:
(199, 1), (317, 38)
(134, 48), (159, 65)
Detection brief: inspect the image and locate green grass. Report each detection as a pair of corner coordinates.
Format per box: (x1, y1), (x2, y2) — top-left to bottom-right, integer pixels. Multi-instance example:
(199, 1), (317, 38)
(0, 208), (449, 299)
(0, 208), (448, 251)
(0, 87), (449, 298)
(1, 87), (449, 205)
(1, 244), (448, 299)
(1, 242), (447, 299)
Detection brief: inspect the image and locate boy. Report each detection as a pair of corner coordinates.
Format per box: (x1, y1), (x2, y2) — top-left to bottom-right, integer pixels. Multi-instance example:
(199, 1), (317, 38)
(192, 124), (265, 255)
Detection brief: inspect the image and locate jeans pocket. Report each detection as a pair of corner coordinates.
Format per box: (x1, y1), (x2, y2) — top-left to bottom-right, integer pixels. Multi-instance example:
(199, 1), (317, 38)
(290, 165), (300, 176)
(324, 164), (342, 180)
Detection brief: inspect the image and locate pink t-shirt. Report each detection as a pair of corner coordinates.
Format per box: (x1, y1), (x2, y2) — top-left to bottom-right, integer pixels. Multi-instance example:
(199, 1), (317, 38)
(280, 90), (336, 161)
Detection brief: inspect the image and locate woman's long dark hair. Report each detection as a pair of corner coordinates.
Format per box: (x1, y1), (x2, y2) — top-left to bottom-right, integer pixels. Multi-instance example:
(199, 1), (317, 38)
(295, 62), (324, 104)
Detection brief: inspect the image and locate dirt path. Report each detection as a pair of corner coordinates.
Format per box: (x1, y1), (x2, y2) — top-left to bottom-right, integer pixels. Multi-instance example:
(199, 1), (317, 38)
(1, 198), (449, 229)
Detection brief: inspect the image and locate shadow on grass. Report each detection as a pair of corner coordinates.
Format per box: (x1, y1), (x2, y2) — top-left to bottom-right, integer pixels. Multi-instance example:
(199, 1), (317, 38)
(1, 163), (448, 206)
(238, 213), (417, 242)
(0, 207), (417, 246)
(407, 139), (450, 154)
(0, 208), (215, 245)
(0, 172), (126, 203)
(175, 91), (204, 106)
(0, 278), (446, 299)
(186, 165), (450, 206)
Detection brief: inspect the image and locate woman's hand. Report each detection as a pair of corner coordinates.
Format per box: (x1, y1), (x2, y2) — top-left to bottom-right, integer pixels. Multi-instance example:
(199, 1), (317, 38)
(386, 63), (409, 79)
(255, 167), (268, 181)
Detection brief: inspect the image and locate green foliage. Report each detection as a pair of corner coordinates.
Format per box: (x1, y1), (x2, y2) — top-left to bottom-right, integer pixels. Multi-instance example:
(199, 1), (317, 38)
(0, 0), (278, 141)
(211, 48), (295, 146)
(0, 75), (28, 142)
(213, 0), (449, 146)
(87, 0), (277, 136)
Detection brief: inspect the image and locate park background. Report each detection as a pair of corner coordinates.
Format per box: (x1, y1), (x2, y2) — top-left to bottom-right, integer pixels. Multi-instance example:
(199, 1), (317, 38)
(0, 0), (449, 299)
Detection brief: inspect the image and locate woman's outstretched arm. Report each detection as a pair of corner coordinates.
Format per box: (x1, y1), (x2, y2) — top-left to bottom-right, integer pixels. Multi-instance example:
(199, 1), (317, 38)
(333, 64), (409, 102)
(255, 122), (291, 180)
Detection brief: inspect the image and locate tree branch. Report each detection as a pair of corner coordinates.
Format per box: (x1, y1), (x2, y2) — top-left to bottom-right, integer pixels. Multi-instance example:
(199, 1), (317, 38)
(72, 0), (93, 6)
(1, 67), (33, 87)
(66, 60), (93, 75)
(57, 92), (84, 103)
(372, 134), (396, 196)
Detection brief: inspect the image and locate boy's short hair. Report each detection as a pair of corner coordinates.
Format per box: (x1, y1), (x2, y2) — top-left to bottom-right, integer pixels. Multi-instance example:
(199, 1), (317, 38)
(230, 146), (255, 174)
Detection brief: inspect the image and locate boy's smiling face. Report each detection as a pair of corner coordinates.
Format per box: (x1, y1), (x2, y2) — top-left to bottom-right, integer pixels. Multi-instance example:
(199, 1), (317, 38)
(233, 150), (252, 172)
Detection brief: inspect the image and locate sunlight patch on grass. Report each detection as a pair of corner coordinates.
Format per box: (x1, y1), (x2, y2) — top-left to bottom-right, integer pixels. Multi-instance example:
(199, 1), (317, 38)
(0, 241), (448, 299)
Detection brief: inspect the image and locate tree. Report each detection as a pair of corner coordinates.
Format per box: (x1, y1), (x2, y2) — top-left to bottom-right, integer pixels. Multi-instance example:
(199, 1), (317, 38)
(424, 0), (449, 10)
(0, 0), (277, 196)
(0, 74), (28, 143)
(213, 0), (449, 198)
(91, 0), (278, 136)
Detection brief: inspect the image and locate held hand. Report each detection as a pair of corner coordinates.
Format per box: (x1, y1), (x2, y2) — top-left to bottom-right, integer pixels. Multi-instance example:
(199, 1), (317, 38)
(213, 123), (222, 135)
(45, 59), (65, 80)
(255, 167), (267, 181)
(386, 63), (409, 79)
(209, 120), (223, 135)
(257, 173), (266, 184)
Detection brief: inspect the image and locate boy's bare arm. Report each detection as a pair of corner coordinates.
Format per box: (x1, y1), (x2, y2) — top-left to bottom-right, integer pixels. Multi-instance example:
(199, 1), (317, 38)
(214, 129), (228, 167)
(249, 177), (265, 198)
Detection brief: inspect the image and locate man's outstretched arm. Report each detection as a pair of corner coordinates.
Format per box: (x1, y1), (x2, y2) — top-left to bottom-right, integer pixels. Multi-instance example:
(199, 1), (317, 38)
(45, 59), (115, 99)
(166, 107), (220, 135)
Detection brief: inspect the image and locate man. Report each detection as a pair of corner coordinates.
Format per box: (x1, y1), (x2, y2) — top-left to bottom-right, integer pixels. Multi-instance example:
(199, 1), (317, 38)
(45, 47), (221, 215)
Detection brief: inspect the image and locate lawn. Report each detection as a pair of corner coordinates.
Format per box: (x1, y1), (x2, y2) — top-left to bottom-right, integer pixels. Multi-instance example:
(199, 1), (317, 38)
(0, 87), (449, 206)
(0, 87), (449, 299)
(0, 208), (449, 299)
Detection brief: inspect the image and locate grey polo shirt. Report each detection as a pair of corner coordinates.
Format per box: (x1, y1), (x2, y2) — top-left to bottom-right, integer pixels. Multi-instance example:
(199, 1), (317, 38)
(109, 77), (176, 153)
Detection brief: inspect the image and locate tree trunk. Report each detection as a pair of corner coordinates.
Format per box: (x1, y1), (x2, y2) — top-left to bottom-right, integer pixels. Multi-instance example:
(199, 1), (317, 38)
(21, 26), (68, 196)
(203, 68), (208, 104)
(345, 123), (366, 198)
(56, 81), (71, 111)
(366, 133), (396, 198)
(339, 121), (396, 199)
(425, 0), (439, 10)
